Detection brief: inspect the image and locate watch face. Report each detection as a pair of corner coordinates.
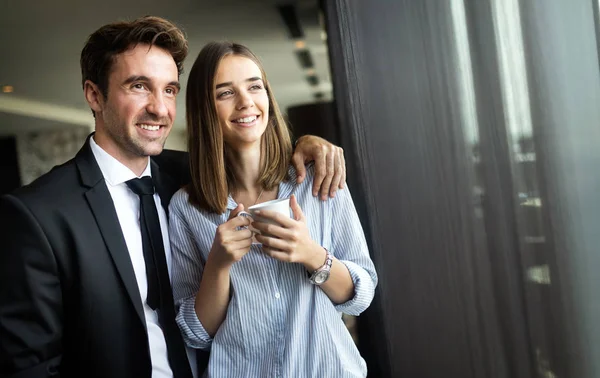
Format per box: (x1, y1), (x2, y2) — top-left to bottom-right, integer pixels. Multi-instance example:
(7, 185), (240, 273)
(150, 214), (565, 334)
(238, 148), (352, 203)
(314, 270), (330, 284)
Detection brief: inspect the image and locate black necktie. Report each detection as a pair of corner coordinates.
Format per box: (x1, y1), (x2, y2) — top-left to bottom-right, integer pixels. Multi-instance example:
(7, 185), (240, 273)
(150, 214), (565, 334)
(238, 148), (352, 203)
(126, 176), (192, 378)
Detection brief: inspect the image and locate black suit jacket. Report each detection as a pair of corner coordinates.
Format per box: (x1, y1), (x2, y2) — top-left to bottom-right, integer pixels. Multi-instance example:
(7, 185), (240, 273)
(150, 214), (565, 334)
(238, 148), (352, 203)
(0, 136), (196, 378)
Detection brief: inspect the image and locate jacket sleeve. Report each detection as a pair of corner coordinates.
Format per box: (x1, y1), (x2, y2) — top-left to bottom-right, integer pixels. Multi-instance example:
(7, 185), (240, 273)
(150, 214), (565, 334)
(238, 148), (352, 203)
(0, 195), (63, 378)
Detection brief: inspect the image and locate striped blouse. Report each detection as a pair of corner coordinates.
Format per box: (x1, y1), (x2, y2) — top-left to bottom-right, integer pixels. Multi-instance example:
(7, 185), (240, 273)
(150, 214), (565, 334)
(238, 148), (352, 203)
(169, 165), (378, 378)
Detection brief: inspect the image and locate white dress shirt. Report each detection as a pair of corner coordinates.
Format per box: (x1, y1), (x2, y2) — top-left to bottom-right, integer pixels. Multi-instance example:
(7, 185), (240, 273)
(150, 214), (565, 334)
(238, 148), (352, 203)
(90, 137), (173, 378)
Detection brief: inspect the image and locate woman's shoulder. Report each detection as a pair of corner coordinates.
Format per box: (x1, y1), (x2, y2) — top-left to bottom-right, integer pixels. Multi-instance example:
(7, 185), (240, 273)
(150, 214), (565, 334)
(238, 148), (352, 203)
(171, 187), (190, 206)
(169, 187), (218, 226)
(284, 163), (315, 194)
(287, 162), (316, 185)
(169, 187), (195, 217)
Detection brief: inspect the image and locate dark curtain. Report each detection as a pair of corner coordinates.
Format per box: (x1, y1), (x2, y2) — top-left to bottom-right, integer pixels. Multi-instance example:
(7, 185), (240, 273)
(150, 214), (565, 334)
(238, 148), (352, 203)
(322, 0), (599, 377)
(0, 136), (21, 195)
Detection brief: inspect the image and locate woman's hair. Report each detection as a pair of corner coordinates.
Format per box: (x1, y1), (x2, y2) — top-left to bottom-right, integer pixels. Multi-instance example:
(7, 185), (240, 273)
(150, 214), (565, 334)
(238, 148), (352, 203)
(186, 41), (293, 213)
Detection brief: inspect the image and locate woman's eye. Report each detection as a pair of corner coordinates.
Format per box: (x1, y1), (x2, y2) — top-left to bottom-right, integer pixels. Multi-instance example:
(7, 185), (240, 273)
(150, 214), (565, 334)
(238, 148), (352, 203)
(217, 90), (233, 98)
(250, 84), (263, 90)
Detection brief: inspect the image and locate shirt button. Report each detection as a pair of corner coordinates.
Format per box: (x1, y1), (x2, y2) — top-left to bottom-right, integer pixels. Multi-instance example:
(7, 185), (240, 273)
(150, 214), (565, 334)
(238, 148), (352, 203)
(274, 292), (281, 299)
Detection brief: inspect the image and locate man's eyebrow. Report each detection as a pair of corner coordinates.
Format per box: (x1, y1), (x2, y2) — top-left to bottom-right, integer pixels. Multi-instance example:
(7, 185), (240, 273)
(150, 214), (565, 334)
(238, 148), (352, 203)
(215, 77), (263, 89)
(123, 76), (181, 91)
(168, 81), (181, 91)
(123, 75), (150, 85)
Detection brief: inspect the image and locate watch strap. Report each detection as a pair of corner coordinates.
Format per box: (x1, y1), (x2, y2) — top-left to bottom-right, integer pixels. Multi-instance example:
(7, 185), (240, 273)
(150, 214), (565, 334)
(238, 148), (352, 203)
(309, 248), (333, 285)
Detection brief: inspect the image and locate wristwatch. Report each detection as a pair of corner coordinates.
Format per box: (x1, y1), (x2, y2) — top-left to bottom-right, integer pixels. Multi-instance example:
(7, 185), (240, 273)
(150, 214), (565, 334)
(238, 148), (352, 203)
(308, 248), (333, 285)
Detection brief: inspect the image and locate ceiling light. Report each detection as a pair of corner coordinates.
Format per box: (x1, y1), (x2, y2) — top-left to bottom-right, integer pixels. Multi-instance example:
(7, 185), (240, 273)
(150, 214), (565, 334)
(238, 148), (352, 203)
(295, 40), (306, 49)
(295, 49), (314, 68)
(2, 85), (14, 93)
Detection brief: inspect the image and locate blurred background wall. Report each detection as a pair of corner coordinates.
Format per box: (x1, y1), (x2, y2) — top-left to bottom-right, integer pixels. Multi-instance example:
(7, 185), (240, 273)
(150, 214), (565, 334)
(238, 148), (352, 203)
(0, 0), (332, 187)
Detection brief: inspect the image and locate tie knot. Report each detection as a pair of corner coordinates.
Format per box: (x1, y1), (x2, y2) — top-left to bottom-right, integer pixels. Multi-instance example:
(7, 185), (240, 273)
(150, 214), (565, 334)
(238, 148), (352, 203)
(126, 176), (155, 196)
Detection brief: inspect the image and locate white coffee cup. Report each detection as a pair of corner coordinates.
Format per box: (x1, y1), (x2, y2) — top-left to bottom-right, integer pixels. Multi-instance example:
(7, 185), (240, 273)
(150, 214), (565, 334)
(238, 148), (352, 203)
(238, 198), (291, 236)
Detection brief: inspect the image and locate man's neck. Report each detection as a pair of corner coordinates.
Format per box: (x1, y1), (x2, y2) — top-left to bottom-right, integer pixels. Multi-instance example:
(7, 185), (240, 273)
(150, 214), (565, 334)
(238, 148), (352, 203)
(93, 134), (149, 177)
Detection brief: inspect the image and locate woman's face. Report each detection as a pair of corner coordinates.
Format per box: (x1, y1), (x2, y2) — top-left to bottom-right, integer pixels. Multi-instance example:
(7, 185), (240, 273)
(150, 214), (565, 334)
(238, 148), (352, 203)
(213, 54), (269, 149)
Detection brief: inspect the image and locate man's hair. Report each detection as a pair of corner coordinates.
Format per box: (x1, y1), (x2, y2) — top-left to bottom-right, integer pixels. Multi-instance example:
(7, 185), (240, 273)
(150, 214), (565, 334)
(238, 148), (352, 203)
(80, 16), (188, 99)
(185, 41), (293, 214)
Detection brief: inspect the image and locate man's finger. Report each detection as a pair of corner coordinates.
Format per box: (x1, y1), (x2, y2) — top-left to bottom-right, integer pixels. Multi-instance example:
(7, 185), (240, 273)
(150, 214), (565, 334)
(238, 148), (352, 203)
(339, 147), (347, 189)
(329, 149), (344, 198)
(320, 147), (335, 200)
(292, 152), (307, 184)
(313, 148), (326, 197)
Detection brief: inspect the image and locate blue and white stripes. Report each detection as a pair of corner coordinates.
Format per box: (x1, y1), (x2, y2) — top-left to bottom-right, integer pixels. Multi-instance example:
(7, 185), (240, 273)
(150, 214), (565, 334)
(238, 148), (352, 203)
(169, 166), (377, 378)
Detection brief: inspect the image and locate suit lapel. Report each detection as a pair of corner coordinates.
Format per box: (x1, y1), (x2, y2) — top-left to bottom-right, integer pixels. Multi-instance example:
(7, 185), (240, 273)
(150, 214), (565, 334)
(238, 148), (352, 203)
(151, 158), (180, 216)
(75, 135), (145, 325)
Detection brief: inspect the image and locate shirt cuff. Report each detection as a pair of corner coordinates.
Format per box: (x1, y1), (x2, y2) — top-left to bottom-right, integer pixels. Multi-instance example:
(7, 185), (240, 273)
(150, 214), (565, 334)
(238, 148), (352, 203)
(176, 296), (213, 350)
(333, 260), (376, 316)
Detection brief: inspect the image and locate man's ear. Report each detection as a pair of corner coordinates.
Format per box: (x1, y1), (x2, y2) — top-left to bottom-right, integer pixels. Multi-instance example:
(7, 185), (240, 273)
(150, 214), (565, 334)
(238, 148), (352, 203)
(83, 80), (104, 114)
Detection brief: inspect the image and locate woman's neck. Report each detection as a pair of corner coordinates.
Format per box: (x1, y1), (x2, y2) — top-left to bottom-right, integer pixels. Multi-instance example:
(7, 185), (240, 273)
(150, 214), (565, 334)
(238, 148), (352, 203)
(228, 145), (262, 194)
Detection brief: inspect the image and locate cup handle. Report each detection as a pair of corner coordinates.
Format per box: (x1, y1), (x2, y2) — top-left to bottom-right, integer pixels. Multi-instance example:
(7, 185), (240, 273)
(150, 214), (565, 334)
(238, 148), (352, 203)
(237, 211), (253, 220)
(237, 211), (260, 234)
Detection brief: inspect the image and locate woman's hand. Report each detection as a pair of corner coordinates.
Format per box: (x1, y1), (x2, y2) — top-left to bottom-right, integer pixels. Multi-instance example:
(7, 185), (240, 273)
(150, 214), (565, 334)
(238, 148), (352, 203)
(209, 204), (253, 268)
(253, 195), (355, 304)
(252, 195), (326, 271)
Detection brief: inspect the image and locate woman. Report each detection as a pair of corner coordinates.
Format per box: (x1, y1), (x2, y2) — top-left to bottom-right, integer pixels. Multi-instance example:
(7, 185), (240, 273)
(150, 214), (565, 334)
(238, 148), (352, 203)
(169, 41), (377, 377)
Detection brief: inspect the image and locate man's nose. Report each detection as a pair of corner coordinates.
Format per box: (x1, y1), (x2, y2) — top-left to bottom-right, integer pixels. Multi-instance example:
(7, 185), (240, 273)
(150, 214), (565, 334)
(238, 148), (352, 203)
(147, 92), (169, 118)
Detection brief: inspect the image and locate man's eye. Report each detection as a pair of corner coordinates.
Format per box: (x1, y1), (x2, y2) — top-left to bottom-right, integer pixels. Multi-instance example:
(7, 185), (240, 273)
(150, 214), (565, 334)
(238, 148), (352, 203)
(132, 83), (145, 90)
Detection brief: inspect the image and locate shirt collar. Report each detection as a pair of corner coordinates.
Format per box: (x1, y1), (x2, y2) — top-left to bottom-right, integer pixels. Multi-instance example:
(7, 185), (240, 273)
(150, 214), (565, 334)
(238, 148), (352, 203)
(225, 165), (298, 210)
(89, 136), (152, 187)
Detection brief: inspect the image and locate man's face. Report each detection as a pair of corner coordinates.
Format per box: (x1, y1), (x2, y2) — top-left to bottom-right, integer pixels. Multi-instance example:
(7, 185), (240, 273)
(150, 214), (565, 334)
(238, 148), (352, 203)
(93, 44), (179, 161)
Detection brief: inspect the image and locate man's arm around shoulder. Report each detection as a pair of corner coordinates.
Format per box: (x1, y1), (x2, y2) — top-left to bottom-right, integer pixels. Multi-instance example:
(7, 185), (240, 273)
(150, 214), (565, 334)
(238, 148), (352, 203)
(0, 195), (63, 378)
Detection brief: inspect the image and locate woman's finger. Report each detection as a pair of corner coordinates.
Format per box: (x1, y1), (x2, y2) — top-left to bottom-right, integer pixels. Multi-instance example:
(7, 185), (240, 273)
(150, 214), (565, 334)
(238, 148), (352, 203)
(227, 228), (253, 242)
(262, 247), (292, 263)
(251, 221), (294, 240)
(253, 210), (296, 228)
(255, 234), (293, 252)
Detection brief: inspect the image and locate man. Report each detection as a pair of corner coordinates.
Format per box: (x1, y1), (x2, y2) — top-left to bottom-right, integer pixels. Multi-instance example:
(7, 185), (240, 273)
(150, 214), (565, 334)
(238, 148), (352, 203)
(0, 16), (346, 378)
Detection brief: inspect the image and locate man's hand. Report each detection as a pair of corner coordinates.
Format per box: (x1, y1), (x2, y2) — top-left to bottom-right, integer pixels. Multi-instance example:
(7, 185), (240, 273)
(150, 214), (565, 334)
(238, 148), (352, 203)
(292, 135), (346, 200)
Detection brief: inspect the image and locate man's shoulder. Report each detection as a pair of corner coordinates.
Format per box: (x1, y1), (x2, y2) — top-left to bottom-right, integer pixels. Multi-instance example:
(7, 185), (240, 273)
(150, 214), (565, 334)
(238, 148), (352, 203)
(154, 149), (189, 164)
(152, 149), (190, 187)
(7, 157), (81, 208)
